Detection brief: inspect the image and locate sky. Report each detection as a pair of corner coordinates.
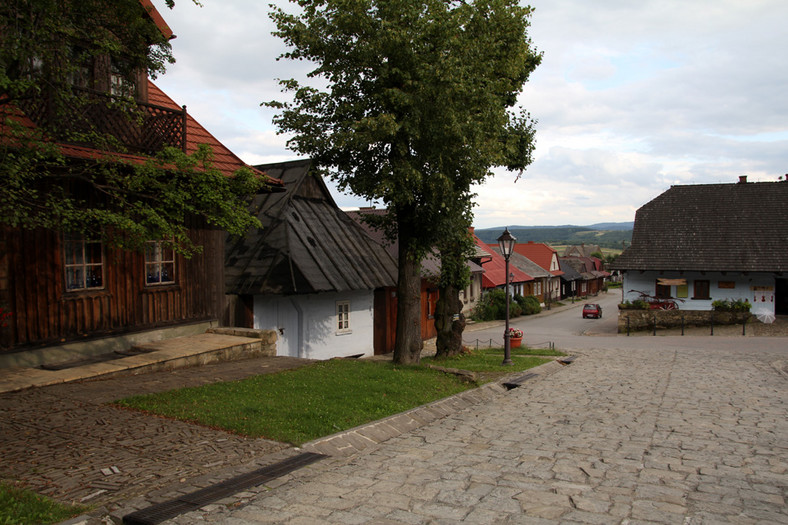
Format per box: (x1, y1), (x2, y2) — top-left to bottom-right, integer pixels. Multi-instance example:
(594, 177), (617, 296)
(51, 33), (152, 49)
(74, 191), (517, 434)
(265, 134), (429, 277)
(149, 0), (788, 229)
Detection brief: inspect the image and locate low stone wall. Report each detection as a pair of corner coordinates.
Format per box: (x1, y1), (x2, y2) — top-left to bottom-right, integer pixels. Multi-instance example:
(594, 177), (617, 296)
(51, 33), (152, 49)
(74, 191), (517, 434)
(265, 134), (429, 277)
(617, 308), (751, 333)
(206, 327), (277, 356)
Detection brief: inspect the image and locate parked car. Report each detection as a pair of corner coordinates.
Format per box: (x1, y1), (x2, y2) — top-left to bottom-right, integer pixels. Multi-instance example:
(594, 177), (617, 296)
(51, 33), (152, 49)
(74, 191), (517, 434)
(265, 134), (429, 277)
(582, 303), (602, 319)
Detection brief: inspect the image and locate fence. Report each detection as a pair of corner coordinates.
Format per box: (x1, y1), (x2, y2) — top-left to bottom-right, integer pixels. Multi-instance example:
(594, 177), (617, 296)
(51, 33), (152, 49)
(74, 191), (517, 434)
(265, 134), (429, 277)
(619, 309), (751, 336)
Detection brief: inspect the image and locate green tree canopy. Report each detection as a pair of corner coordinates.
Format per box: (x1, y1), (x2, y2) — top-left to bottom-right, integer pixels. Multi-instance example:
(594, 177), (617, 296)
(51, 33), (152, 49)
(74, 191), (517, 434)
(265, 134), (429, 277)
(1, 0), (265, 257)
(268, 0), (541, 363)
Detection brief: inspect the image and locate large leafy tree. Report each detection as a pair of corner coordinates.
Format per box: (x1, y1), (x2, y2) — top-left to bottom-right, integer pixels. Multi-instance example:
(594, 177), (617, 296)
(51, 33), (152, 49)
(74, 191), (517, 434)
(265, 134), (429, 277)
(268, 0), (541, 363)
(0, 0), (266, 256)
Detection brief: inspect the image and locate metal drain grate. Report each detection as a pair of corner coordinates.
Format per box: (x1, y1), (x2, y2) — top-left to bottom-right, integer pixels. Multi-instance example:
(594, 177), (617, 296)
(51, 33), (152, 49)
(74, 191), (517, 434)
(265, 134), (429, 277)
(123, 452), (326, 525)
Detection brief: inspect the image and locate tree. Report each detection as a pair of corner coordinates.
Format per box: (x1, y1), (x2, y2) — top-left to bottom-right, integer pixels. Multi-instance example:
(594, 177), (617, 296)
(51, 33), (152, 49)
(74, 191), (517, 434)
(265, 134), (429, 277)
(1, 0), (266, 257)
(268, 0), (541, 363)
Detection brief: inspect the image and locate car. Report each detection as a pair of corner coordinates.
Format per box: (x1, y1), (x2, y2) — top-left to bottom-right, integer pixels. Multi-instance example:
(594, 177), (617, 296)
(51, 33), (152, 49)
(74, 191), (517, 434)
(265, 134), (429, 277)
(582, 303), (602, 319)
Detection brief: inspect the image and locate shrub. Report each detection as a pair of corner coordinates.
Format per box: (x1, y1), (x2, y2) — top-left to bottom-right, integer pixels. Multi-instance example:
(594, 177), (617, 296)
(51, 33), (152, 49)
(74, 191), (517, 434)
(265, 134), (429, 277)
(712, 299), (751, 312)
(515, 294), (542, 315)
(471, 289), (523, 321)
(619, 299), (648, 310)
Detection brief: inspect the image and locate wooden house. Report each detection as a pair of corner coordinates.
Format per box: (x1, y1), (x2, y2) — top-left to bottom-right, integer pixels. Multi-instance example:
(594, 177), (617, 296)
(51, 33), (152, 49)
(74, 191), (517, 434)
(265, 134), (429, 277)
(613, 178), (788, 318)
(0, 2), (281, 366)
(225, 160), (398, 359)
(471, 234), (533, 296)
(511, 242), (564, 304)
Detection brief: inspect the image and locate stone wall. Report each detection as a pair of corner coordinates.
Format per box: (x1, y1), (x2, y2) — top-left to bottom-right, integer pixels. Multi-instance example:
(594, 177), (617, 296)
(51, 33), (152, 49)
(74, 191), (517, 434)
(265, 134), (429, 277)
(617, 308), (751, 333)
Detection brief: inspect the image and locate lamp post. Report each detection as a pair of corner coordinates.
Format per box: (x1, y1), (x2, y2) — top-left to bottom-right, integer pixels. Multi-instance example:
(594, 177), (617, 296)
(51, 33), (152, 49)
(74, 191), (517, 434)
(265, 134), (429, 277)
(497, 227), (516, 366)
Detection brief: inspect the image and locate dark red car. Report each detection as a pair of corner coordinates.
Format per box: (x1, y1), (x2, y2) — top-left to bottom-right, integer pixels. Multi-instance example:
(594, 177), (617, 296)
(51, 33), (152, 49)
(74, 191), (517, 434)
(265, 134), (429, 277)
(582, 303), (602, 319)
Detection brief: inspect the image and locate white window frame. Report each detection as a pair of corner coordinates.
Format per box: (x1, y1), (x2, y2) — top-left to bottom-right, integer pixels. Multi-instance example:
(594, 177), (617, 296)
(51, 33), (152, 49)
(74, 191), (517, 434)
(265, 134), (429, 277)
(64, 235), (104, 291)
(336, 301), (351, 334)
(145, 240), (176, 286)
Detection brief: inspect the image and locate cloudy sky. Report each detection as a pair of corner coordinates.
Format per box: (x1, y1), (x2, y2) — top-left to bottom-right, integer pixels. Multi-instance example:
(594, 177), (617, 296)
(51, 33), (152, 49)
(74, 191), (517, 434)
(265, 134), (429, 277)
(150, 0), (787, 228)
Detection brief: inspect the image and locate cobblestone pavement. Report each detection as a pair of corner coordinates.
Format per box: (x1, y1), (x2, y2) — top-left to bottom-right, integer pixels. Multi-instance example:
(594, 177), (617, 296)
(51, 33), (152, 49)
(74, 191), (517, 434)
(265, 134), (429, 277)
(0, 357), (313, 511)
(170, 343), (788, 524)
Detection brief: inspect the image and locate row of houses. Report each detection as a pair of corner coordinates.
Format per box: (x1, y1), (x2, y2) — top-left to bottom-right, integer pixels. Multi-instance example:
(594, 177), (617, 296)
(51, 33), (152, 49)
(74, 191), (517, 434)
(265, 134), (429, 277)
(1, 1), (617, 366)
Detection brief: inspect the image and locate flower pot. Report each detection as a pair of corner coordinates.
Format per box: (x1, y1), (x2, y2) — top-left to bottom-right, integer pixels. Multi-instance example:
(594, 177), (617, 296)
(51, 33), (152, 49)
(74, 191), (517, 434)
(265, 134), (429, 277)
(510, 336), (522, 348)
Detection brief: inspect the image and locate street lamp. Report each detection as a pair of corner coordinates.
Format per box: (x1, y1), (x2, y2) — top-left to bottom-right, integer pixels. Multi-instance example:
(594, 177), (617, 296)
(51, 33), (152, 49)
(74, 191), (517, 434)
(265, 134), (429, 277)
(497, 227), (516, 366)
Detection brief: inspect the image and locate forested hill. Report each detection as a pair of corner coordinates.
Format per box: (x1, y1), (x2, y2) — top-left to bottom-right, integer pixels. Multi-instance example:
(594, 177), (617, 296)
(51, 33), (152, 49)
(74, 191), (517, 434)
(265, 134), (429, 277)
(474, 223), (633, 249)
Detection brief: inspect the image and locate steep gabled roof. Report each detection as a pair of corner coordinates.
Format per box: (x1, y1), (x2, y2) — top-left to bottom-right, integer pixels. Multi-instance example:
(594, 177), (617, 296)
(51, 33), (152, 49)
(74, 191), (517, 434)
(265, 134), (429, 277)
(472, 234), (532, 288)
(225, 159), (398, 295)
(146, 81), (272, 180)
(613, 181), (788, 272)
(512, 242), (564, 276)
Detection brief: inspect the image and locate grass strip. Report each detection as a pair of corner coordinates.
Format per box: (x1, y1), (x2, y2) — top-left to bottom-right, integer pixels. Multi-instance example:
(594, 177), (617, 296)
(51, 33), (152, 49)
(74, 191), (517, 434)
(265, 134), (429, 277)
(0, 482), (90, 525)
(116, 352), (552, 446)
(424, 348), (555, 373)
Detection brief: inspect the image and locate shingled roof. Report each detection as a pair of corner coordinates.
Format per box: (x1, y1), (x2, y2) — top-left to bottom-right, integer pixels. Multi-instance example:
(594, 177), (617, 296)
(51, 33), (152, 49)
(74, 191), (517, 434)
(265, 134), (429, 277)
(225, 159), (398, 295)
(613, 180), (788, 272)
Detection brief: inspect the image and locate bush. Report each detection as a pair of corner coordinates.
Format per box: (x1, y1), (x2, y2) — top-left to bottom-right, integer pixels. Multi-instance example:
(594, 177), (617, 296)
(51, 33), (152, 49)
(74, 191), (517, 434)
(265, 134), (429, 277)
(515, 294), (542, 315)
(471, 289), (523, 321)
(619, 299), (648, 310)
(712, 299), (751, 312)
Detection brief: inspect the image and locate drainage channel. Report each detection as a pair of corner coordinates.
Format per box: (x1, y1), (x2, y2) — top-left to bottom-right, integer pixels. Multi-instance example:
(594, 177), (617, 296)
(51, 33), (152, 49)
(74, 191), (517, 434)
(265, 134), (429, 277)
(123, 452), (326, 525)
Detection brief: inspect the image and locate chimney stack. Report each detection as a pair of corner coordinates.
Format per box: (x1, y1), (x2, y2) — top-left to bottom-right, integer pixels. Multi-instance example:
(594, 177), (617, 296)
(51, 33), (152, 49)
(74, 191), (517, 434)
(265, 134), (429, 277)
(738, 175), (748, 184)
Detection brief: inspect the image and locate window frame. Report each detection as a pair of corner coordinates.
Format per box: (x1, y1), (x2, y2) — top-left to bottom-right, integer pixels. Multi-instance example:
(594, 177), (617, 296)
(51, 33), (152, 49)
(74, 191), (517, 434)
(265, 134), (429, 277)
(144, 240), (176, 286)
(63, 235), (104, 292)
(336, 301), (351, 334)
(693, 280), (711, 300)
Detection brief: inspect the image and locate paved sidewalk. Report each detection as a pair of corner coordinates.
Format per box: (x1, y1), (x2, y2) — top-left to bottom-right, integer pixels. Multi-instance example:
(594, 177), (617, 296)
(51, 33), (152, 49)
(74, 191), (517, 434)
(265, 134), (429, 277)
(168, 343), (788, 524)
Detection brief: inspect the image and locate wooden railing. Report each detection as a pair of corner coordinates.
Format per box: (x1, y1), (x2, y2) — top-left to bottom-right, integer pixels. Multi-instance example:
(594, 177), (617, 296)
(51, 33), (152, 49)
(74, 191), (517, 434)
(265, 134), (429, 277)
(15, 87), (186, 155)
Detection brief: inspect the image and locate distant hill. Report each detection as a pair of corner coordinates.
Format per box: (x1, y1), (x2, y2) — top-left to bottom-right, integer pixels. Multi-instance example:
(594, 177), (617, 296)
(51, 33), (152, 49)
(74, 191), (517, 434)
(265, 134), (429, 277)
(475, 223), (633, 249)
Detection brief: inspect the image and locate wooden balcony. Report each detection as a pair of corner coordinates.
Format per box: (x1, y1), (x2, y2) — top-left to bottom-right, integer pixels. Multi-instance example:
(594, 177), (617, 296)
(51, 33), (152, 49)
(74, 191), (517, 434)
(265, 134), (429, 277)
(15, 87), (186, 156)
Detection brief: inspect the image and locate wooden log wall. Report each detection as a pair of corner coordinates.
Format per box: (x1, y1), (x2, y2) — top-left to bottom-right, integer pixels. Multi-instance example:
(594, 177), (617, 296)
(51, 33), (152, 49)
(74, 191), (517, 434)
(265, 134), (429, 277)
(1, 222), (225, 351)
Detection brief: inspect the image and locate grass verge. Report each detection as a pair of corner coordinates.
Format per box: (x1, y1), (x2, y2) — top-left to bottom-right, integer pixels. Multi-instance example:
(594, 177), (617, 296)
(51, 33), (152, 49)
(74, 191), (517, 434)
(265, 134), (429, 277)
(0, 482), (90, 525)
(424, 347), (558, 373)
(116, 351), (553, 446)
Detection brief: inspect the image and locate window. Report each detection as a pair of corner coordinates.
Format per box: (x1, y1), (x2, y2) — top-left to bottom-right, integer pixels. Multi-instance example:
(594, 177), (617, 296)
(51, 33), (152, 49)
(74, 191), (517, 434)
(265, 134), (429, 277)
(145, 241), (175, 285)
(655, 283), (671, 299)
(336, 301), (350, 333)
(693, 280), (710, 300)
(64, 235), (103, 291)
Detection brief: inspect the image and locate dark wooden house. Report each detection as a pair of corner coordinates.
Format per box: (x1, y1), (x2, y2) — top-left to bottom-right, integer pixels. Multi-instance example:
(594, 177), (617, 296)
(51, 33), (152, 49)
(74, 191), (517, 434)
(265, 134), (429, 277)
(0, 3), (280, 365)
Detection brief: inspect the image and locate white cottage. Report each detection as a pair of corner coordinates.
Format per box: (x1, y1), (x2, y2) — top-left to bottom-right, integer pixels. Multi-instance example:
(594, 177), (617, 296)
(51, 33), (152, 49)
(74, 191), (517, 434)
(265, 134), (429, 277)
(613, 178), (788, 320)
(225, 159), (397, 359)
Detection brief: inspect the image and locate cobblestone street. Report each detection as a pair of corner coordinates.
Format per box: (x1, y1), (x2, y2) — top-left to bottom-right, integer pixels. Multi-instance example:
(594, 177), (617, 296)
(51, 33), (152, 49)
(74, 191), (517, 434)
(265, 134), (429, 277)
(172, 342), (787, 524)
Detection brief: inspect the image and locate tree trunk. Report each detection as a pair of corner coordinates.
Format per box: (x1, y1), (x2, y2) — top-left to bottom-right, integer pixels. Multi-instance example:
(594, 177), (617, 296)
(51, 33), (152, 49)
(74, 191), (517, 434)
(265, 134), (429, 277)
(393, 244), (423, 365)
(434, 283), (466, 358)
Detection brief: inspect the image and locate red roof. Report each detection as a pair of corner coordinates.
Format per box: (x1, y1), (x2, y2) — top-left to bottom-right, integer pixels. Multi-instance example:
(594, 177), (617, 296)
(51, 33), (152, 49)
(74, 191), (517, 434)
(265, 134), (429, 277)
(146, 80), (268, 179)
(139, 0), (174, 40)
(1, 85), (280, 186)
(512, 241), (564, 276)
(473, 234), (532, 288)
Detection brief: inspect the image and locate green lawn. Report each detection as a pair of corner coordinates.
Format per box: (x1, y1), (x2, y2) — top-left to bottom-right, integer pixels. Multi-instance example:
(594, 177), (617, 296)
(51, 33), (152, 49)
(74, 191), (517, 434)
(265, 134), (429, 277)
(117, 351), (554, 446)
(0, 482), (90, 525)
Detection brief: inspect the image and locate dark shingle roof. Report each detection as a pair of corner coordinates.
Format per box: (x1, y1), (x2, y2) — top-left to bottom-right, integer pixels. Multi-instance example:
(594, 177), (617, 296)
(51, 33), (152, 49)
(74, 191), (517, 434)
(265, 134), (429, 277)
(613, 181), (788, 272)
(225, 160), (397, 295)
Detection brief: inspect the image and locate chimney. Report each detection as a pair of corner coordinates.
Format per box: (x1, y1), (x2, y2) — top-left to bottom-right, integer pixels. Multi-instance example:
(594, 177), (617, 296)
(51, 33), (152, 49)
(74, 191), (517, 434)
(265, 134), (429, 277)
(738, 175), (748, 184)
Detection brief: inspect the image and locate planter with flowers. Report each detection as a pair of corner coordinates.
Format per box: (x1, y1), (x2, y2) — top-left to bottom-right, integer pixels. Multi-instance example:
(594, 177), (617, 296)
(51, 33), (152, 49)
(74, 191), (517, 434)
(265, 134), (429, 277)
(506, 327), (524, 348)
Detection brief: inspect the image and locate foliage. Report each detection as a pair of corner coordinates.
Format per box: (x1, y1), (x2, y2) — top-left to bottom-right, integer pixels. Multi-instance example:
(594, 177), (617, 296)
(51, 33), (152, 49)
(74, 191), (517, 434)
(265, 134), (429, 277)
(0, 482), (90, 525)
(619, 299), (648, 310)
(515, 293), (541, 315)
(712, 299), (751, 312)
(117, 359), (473, 446)
(470, 290), (543, 321)
(267, 0), (541, 363)
(475, 226), (632, 250)
(425, 348), (550, 373)
(1, 0), (263, 256)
